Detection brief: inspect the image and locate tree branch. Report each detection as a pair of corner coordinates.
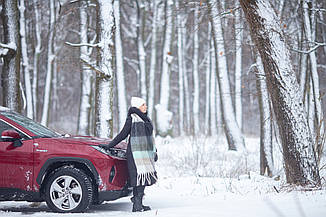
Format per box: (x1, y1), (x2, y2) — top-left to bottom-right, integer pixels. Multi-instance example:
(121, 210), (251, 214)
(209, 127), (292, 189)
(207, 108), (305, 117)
(65, 41), (100, 48)
(0, 42), (17, 51)
(291, 43), (326, 54)
(80, 58), (111, 80)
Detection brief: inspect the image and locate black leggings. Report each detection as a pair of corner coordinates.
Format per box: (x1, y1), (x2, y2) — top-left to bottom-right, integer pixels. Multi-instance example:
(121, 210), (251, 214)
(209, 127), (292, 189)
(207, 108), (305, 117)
(133, 186), (145, 196)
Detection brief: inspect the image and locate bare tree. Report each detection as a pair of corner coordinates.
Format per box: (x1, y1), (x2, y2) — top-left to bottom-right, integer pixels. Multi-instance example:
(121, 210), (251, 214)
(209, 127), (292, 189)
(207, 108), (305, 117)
(234, 3), (243, 130)
(1, 0), (21, 112)
(207, 0), (245, 151)
(95, 0), (115, 138)
(148, 0), (160, 119)
(176, 0), (185, 135)
(135, 0), (147, 101)
(255, 55), (273, 177)
(240, 0), (320, 185)
(156, 0), (174, 136)
(114, 0), (127, 131)
(19, 0), (33, 119)
(32, 0), (42, 119)
(193, 4), (200, 135)
(77, 0), (94, 135)
(302, 0), (324, 164)
(41, 0), (56, 126)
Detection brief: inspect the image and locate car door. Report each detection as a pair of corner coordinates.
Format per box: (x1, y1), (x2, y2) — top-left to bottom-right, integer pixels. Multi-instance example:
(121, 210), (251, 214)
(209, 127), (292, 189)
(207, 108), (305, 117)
(0, 119), (34, 191)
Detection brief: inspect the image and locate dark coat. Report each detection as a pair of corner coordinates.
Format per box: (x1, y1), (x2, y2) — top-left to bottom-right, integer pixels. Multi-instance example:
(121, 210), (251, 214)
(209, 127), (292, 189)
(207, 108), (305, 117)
(108, 107), (157, 187)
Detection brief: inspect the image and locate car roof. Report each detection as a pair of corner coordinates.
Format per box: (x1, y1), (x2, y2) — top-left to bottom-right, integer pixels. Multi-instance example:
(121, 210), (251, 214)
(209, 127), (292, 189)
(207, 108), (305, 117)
(0, 106), (11, 112)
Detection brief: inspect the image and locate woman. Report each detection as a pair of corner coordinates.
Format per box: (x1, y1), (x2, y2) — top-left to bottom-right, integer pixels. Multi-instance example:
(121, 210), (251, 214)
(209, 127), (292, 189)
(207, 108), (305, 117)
(103, 97), (157, 212)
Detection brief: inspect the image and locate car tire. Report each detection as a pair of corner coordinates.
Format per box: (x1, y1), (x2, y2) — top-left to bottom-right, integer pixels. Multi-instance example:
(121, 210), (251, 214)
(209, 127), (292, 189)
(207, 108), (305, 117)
(44, 166), (93, 213)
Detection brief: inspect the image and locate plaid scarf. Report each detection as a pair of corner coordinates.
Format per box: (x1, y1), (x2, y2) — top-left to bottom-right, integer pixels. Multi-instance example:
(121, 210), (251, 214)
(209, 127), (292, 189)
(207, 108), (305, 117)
(130, 113), (157, 186)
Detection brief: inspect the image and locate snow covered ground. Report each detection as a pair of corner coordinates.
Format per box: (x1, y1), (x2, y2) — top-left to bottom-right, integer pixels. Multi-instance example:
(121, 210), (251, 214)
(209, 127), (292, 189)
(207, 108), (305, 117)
(1, 136), (326, 216)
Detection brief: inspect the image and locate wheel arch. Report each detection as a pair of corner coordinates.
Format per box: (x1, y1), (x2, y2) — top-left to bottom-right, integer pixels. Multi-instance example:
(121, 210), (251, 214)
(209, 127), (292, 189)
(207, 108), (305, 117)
(37, 157), (99, 194)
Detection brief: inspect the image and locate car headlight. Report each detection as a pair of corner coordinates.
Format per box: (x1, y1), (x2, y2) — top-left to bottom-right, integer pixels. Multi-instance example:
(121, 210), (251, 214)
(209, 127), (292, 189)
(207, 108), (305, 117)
(91, 145), (110, 155)
(91, 145), (127, 159)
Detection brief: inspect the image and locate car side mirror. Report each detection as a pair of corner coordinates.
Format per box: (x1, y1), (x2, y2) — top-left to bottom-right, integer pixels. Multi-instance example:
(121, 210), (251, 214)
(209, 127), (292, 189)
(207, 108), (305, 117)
(1, 130), (23, 147)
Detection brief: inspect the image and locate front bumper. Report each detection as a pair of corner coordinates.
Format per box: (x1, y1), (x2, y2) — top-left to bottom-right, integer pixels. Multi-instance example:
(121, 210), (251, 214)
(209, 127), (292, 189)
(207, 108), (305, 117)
(98, 185), (132, 202)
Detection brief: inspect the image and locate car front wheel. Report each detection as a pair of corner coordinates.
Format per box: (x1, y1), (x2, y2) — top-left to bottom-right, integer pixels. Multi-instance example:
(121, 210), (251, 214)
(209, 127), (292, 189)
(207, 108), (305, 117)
(45, 166), (93, 213)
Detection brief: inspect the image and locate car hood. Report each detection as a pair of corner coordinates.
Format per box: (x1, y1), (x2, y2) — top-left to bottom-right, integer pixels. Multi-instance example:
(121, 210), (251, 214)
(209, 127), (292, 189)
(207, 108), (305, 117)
(47, 136), (127, 149)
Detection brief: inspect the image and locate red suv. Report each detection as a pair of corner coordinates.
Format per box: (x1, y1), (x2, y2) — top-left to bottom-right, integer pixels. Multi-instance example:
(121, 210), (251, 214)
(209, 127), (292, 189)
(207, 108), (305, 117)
(0, 106), (130, 213)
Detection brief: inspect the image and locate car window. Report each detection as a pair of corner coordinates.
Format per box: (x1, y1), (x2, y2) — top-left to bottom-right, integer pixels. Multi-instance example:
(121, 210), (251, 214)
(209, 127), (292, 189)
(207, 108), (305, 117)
(0, 120), (29, 140)
(1, 112), (60, 138)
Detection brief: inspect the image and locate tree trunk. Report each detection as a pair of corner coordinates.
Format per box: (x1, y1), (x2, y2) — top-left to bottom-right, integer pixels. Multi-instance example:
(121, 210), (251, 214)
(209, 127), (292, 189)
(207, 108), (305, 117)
(41, 0), (56, 126)
(205, 39), (211, 135)
(210, 35), (218, 136)
(256, 55), (273, 177)
(114, 0), (127, 130)
(234, 4), (243, 130)
(156, 0), (174, 136)
(302, 0), (324, 165)
(136, 0), (147, 101)
(148, 0), (159, 119)
(240, 0), (320, 185)
(176, 0), (185, 135)
(207, 0), (245, 151)
(32, 0), (41, 119)
(78, 1), (93, 135)
(182, 10), (191, 135)
(19, 0), (33, 119)
(193, 5), (200, 135)
(159, 0), (173, 109)
(95, 0), (115, 138)
(1, 0), (21, 112)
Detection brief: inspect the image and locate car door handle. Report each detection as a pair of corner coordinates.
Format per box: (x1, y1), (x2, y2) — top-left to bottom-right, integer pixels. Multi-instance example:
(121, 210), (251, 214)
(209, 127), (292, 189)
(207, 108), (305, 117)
(36, 149), (48, 152)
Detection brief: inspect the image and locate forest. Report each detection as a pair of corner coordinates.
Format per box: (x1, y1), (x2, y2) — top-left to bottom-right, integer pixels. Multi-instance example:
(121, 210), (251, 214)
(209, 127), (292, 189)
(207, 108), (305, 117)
(1, 0), (326, 187)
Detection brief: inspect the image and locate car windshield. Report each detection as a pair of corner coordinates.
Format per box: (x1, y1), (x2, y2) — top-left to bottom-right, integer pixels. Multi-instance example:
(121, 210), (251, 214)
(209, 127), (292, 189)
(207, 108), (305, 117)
(1, 112), (60, 138)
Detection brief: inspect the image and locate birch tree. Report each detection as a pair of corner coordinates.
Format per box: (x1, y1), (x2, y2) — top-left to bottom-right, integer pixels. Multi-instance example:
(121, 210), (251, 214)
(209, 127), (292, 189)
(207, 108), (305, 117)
(156, 0), (174, 136)
(193, 5), (200, 135)
(148, 0), (160, 119)
(207, 0), (245, 151)
(114, 0), (127, 130)
(176, 0), (185, 135)
(240, 0), (320, 185)
(210, 36), (218, 136)
(95, 0), (115, 138)
(234, 5), (243, 130)
(41, 0), (56, 126)
(77, 0), (94, 135)
(180, 3), (191, 134)
(255, 55), (273, 177)
(302, 0), (324, 164)
(19, 0), (33, 119)
(205, 37), (211, 135)
(1, 0), (21, 112)
(159, 0), (173, 109)
(136, 0), (147, 101)
(32, 0), (42, 119)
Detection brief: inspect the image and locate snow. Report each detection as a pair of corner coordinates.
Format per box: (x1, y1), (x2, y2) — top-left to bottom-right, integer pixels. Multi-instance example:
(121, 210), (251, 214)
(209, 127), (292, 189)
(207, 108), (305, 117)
(155, 104), (172, 136)
(1, 136), (325, 216)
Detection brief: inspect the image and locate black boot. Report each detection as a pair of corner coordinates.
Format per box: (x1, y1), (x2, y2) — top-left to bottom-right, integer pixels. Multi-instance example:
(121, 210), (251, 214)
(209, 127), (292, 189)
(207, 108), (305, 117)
(131, 195), (151, 212)
(132, 186), (151, 212)
(132, 194), (144, 212)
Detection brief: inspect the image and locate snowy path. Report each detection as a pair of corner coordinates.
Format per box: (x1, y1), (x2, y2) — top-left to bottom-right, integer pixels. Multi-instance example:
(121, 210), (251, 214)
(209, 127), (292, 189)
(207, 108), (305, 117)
(0, 183), (325, 217)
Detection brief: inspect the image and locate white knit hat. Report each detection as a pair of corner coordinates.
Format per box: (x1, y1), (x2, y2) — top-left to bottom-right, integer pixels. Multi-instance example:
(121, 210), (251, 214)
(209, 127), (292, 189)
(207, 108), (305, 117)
(131, 97), (146, 108)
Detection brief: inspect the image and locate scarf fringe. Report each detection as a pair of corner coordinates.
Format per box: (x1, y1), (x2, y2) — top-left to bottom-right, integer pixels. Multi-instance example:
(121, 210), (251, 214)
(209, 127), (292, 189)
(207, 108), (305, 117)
(136, 171), (158, 186)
